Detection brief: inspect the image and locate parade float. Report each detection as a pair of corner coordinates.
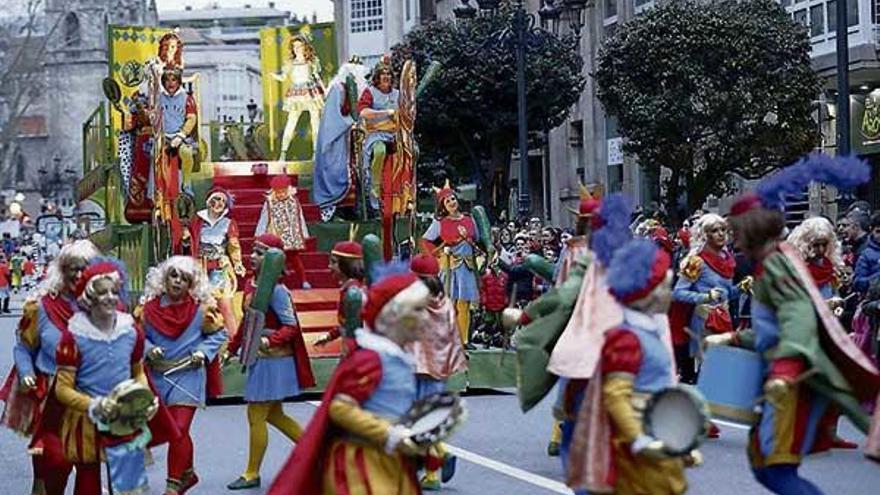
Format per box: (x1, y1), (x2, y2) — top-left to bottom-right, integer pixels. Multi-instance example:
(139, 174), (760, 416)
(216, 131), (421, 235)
(78, 23), (515, 396)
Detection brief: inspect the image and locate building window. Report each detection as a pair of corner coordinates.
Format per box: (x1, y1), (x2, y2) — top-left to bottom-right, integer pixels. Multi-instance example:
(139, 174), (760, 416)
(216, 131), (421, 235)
(826, 0), (859, 31)
(810, 4), (824, 36)
(605, 0), (617, 18)
(793, 8), (808, 26)
(64, 13), (80, 46)
(406, 0), (412, 21)
(351, 0), (383, 33)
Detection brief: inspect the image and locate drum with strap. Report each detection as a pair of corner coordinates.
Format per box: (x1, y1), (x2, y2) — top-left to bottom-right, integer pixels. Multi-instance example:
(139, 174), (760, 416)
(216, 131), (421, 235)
(697, 344), (764, 425)
(643, 385), (710, 456)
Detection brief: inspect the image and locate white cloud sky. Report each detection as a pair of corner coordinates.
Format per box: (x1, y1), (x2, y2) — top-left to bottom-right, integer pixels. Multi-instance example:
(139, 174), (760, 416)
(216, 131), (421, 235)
(154, 0), (334, 22)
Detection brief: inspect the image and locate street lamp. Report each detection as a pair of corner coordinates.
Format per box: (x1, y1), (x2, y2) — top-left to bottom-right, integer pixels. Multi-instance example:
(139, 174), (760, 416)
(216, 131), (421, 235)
(455, 0), (588, 217)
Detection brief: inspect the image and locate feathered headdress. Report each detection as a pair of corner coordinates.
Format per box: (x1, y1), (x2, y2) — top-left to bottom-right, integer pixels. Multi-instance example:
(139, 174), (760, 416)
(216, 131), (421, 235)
(731, 153), (869, 216)
(433, 179), (455, 203)
(607, 239), (671, 305)
(591, 193), (633, 266)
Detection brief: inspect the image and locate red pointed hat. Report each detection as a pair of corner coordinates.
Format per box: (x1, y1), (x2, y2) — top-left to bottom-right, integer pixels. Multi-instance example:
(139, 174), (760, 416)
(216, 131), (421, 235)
(75, 261), (122, 299)
(207, 186), (232, 204)
(254, 233), (284, 250)
(433, 179), (455, 203)
(362, 273), (419, 330)
(270, 175), (292, 190)
(332, 241), (363, 259)
(411, 253), (440, 277)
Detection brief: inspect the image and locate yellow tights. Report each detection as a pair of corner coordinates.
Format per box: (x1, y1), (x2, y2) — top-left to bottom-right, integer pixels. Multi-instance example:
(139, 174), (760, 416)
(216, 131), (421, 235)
(454, 299), (471, 345)
(423, 442), (448, 483)
(241, 401), (303, 480)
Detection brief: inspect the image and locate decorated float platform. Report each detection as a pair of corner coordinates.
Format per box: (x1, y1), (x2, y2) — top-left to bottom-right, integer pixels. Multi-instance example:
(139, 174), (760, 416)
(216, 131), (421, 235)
(78, 23), (515, 398)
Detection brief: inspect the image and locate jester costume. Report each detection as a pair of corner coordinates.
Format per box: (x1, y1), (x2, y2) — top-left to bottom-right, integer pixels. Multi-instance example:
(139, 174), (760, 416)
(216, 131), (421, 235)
(722, 154), (880, 494)
(421, 184), (480, 345)
(141, 293), (226, 494)
(227, 235), (314, 490)
(268, 273), (428, 495)
(567, 240), (687, 495)
(1, 294), (79, 494)
(255, 175), (309, 288)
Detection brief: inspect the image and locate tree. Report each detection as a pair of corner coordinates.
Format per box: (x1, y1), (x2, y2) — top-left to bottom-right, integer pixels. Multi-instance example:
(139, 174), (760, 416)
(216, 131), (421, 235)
(0, 1), (64, 184)
(391, 5), (585, 208)
(595, 0), (820, 221)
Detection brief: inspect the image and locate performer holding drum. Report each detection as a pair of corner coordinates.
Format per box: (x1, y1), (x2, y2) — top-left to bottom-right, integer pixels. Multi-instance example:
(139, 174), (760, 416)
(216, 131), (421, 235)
(139, 256), (227, 495)
(268, 269), (464, 495)
(705, 154), (880, 494)
(1, 240), (99, 495)
(567, 238), (701, 495)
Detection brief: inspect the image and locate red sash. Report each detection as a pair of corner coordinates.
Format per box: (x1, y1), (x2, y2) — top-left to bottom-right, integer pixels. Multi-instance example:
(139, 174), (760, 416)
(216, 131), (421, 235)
(699, 248), (735, 279)
(807, 256), (835, 287)
(142, 295), (199, 339)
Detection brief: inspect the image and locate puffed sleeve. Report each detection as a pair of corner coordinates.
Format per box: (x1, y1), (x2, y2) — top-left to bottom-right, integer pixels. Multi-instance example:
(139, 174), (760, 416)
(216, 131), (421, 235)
(12, 299), (40, 378)
(600, 329), (644, 445)
(601, 329), (642, 376)
(55, 333), (92, 412)
(327, 350), (390, 448)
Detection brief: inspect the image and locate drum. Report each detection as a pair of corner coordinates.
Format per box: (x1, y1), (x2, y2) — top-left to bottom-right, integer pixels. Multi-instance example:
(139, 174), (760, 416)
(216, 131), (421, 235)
(697, 344), (764, 425)
(643, 385), (710, 456)
(397, 392), (466, 447)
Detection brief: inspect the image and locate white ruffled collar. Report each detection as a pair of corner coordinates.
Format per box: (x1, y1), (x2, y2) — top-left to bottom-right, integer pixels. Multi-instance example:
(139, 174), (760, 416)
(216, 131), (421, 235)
(69, 311), (136, 342)
(622, 308), (660, 333)
(355, 329), (414, 365)
(196, 208), (229, 226)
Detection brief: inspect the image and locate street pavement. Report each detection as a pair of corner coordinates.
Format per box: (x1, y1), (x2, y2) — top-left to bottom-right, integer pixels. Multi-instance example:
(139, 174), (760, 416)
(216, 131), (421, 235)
(1, 299), (879, 494)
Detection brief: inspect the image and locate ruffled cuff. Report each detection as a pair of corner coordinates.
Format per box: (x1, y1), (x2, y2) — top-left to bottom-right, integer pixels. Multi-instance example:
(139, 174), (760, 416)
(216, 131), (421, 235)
(384, 424), (412, 454)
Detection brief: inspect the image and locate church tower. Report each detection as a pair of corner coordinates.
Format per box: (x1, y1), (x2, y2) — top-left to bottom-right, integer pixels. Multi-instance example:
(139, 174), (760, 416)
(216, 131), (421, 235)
(44, 0), (157, 176)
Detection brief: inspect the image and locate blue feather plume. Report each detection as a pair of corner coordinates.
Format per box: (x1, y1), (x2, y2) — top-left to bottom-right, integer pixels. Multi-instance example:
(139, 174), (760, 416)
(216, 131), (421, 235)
(755, 153), (869, 209)
(606, 239), (658, 301)
(592, 193), (634, 266)
(369, 260), (412, 286)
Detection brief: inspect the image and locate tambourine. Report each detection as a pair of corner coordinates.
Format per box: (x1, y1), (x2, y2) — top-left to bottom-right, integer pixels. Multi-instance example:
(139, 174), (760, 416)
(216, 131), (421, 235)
(643, 385), (710, 456)
(396, 392), (466, 447)
(99, 379), (157, 437)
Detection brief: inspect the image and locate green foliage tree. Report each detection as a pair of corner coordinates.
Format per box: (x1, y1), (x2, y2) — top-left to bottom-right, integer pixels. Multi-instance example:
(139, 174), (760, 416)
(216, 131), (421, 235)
(390, 6), (584, 207)
(595, 0), (820, 220)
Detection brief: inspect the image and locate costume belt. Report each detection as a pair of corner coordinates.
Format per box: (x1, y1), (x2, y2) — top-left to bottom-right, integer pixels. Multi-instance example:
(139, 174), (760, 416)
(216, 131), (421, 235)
(257, 345), (294, 359)
(695, 302), (728, 319)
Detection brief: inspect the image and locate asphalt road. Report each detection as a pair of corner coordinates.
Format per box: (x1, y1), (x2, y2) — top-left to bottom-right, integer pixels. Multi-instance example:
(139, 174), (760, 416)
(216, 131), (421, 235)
(1, 300), (878, 494)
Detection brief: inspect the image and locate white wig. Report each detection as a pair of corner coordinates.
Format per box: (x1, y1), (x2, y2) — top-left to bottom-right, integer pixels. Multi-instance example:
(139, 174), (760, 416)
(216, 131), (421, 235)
(35, 240), (100, 298)
(141, 255), (215, 305)
(687, 213), (727, 258)
(786, 217), (843, 269)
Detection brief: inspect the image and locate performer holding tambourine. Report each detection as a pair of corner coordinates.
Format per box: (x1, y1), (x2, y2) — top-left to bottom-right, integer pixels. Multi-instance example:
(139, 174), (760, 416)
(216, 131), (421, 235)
(268, 267), (466, 495)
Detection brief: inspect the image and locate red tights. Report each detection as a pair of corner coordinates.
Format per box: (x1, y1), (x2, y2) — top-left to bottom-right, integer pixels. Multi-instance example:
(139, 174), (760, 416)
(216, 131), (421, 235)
(284, 250), (307, 288)
(72, 463), (101, 495)
(33, 432), (72, 495)
(168, 405), (197, 481)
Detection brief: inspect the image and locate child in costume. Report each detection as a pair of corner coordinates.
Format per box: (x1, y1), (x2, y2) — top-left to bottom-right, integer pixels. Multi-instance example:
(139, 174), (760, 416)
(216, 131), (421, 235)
(226, 234), (315, 490)
(707, 153), (880, 493)
(254, 175), (310, 289)
(268, 271), (433, 495)
(1, 240), (99, 495)
(54, 259), (172, 495)
(409, 253), (466, 490)
(139, 256), (227, 494)
(421, 181), (481, 346)
(567, 239), (698, 495)
(315, 236), (367, 355)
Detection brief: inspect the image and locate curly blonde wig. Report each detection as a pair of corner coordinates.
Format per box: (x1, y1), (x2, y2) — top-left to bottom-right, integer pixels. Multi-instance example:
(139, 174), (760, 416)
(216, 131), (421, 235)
(36, 240), (100, 298)
(687, 213), (727, 258)
(141, 256), (215, 306)
(786, 217), (843, 270)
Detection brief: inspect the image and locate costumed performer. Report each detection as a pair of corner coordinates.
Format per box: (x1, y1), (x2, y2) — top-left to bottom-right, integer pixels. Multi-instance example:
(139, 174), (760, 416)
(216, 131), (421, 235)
(267, 269), (432, 495)
(421, 180), (480, 346)
(254, 175), (310, 289)
(567, 239), (698, 495)
(185, 186), (246, 337)
(706, 153), (880, 494)
(54, 259), (174, 495)
(1, 240), (99, 495)
(314, 234), (367, 355)
(409, 253), (467, 490)
(226, 234), (315, 490)
(313, 58), (369, 222)
(0, 253), (10, 314)
(275, 34), (325, 161)
(138, 256), (227, 495)
(357, 55), (399, 213)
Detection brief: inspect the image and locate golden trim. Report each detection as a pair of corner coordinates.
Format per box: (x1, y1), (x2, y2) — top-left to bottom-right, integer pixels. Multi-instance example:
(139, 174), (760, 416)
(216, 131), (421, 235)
(331, 250), (363, 259)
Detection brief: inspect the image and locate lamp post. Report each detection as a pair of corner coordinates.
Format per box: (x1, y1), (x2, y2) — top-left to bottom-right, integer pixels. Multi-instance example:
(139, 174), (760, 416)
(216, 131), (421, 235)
(455, 0), (587, 217)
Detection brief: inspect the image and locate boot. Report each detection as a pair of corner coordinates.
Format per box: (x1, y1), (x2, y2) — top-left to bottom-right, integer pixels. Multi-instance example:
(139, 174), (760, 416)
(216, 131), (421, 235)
(3, 297), (9, 314)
